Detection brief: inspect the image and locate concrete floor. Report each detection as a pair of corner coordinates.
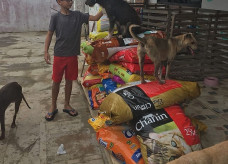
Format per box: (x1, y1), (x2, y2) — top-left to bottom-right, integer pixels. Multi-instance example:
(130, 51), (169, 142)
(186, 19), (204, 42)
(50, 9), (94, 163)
(0, 32), (228, 164)
(0, 32), (109, 164)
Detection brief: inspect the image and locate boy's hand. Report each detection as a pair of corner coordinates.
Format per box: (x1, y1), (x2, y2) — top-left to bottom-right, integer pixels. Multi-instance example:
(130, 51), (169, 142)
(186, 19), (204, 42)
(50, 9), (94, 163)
(44, 52), (51, 64)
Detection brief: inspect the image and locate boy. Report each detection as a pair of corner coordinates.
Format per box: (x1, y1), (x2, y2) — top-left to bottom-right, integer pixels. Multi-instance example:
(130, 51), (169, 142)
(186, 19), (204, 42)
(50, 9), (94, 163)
(44, 0), (103, 121)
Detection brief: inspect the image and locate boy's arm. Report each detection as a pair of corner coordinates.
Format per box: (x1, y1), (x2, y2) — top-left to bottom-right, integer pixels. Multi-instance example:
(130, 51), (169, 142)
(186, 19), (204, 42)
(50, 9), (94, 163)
(89, 11), (103, 21)
(44, 31), (54, 64)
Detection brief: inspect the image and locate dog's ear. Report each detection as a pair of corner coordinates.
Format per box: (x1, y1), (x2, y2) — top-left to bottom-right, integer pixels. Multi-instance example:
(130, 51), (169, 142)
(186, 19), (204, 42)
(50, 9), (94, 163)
(185, 33), (193, 39)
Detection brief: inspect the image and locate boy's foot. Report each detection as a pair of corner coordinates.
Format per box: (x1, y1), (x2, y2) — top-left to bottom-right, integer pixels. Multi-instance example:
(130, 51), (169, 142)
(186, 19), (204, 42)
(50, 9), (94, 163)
(45, 109), (58, 121)
(63, 109), (78, 117)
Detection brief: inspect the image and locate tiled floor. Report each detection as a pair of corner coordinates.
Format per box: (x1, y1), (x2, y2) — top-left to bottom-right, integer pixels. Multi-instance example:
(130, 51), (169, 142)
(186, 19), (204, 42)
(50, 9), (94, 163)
(183, 79), (228, 148)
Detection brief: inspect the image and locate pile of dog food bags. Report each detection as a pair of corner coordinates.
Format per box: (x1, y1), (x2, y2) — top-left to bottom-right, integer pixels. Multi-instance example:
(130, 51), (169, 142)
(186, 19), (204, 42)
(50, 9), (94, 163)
(81, 34), (206, 164)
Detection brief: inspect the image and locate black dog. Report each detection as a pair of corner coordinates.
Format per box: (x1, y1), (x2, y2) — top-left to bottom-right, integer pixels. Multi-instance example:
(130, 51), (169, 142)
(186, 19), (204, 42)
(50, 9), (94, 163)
(85, 0), (141, 38)
(0, 82), (31, 140)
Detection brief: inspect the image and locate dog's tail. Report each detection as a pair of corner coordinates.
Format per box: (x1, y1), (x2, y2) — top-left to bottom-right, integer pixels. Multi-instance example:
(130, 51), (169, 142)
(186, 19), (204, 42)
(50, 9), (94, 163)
(22, 93), (31, 109)
(129, 24), (146, 45)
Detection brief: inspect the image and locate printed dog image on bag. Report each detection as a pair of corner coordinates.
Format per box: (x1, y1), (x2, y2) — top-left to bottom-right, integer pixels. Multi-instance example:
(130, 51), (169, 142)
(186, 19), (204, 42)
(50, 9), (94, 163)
(133, 105), (202, 164)
(144, 129), (192, 163)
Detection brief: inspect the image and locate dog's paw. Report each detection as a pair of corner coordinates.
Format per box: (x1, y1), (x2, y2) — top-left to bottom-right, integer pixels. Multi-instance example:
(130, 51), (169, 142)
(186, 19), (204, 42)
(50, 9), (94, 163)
(141, 80), (147, 84)
(11, 123), (16, 128)
(0, 135), (5, 140)
(159, 80), (166, 84)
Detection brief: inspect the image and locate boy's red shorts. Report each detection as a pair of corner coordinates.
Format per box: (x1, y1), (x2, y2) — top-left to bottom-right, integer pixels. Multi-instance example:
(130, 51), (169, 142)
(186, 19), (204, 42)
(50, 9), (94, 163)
(52, 56), (78, 83)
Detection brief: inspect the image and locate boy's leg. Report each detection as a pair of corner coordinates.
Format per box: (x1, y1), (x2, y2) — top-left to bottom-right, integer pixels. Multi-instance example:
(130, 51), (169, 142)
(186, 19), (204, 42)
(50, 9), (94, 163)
(45, 81), (61, 119)
(45, 56), (65, 120)
(51, 81), (60, 111)
(64, 79), (72, 109)
(63, 56), (78, 116)
(64, 79), (76, 113)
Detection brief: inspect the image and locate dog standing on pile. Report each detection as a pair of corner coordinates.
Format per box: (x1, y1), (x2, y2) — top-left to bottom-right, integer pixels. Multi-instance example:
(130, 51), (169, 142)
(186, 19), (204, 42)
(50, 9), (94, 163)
(129, 24), (197, 84)
(85, 0), (141, 39)
(0, 82), (31, 140)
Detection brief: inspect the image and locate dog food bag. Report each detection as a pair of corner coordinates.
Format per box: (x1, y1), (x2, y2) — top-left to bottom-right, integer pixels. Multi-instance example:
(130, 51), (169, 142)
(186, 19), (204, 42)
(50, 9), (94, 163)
(97, 14), (110, 32)
(91, 86), (107, 109)
(107, 45), (138, 58)
(99, 80), (200, 124)
(102, 78), (117, 94)
(99, 72), (113, 80)
(112, 75), (126, 85)
(109, 47), (153, 64)
(81, 41), (94, 54)
(98, 63), (110, 74)
(88, 113), (110, 132)
(132, 105), (202, 164)
(96, 125), (145, 164)
(83, 52), (96, 65)
(91, 38), (120, 63)
(82, 70), (102, 88)
(89, 31), (109, 41)
(87, 64), (99, 76)
(109, 64), (155, 83)
(88, 90), (94, 109)
(89, 84), (104, 90)
(82, 38), (120, 64)
(120, 62), (166, 75)
(97, 7), (118, 32)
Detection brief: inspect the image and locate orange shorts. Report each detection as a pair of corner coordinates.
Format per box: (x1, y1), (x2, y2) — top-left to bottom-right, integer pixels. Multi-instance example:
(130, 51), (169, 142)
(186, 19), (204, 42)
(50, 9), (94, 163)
(52, 56), (78, 83)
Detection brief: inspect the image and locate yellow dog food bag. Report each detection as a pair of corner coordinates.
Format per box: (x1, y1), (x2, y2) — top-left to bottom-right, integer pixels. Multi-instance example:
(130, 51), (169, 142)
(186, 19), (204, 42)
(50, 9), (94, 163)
(100, 80), (200, 124)
(88, 113), (110, 132)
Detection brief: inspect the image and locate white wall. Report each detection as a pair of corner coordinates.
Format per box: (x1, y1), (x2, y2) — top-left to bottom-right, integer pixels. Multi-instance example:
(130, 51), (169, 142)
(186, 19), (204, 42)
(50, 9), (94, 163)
(202, 0), (228, 11)
(0, 0), (59, 32)
(0, 0), (86, 33)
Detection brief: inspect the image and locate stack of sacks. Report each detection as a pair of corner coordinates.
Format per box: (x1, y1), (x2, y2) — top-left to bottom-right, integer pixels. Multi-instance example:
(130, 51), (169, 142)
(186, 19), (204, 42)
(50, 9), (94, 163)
(83, 63), (126, 109)
(109, 47), (154, 75)
(100, 80), (201, 124)
(82, 64), (106, 109)
(80, 36), (145, 110)
(88, 114), (145, 164)
(99, 80), (205, 163)
(81, 37), (138, 64)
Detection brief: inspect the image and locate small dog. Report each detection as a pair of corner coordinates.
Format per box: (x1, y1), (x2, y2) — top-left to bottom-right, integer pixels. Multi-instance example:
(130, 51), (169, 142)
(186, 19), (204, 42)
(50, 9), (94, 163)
(85, 0), (141, 39)
(0, 82), (31, 140)
(129, 24), (197, 84)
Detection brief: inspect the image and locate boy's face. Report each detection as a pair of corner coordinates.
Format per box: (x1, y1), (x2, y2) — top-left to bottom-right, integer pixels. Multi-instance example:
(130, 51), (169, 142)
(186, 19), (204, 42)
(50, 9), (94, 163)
(57, 0), (73, 9)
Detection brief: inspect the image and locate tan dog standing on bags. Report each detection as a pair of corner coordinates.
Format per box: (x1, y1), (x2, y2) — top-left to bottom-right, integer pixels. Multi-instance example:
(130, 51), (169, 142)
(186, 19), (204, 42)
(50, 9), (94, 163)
(129, 24), (197, 84)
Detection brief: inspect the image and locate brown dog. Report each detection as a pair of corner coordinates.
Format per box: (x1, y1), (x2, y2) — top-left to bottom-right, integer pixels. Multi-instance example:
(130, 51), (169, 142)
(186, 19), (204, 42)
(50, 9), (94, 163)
(129, 24), (197, 84)
(0, 82), (31, 140)
(167, 140), (228, 164)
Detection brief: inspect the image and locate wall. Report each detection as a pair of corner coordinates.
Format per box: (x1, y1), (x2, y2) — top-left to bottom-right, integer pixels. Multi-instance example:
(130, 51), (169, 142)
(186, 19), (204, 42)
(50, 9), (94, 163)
(202, 0), (228, 11)
(0, 0), (59, 32)
(0, 0), (86, 33)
